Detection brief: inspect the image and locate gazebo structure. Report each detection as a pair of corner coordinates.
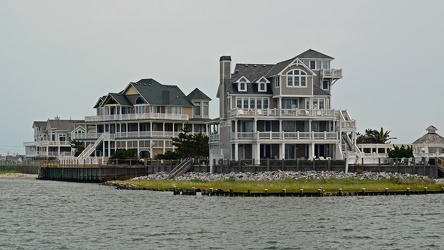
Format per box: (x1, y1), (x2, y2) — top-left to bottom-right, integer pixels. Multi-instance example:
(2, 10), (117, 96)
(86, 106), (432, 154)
(412, 125), (444, 157)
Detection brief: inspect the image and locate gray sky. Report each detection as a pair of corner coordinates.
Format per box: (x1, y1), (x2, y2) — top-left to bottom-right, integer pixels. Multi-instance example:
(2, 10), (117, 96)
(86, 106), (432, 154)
(1, 0), (443, 155)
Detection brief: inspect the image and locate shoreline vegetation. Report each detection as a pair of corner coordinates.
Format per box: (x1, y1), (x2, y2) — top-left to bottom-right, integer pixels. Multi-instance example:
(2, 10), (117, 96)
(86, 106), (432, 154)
(104, 171), (444, 193)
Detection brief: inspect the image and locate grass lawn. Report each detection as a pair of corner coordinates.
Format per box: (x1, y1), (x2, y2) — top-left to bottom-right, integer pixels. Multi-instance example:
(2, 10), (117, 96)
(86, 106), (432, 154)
(0, 169), (20, 174)
(113, 177), (444, 193)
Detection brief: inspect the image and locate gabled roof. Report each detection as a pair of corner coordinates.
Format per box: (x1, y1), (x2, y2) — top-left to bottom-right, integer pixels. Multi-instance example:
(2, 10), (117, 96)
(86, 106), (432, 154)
(93, 96), (106, 108)
(187, 88), (211, 101)
(33, 121), (47, 129)
(47, 119), (83, 132)
(105, 92), (132, 106)
(266, 49), (333, 77)
(296, 49), (334, 59)
(130, 79), (193, 106)
(412, 126), (444, 144)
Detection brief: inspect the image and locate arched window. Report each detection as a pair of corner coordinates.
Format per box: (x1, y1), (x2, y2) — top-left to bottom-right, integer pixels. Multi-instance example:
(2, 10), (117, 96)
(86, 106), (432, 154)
(258, 79), (267, 92)
(136, 96), (145, 104)
(286, 70), (307, 87)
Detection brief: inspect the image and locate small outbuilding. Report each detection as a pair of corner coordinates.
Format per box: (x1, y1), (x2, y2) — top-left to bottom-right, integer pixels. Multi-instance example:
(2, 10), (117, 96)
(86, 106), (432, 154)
(412, 125), (444, 156)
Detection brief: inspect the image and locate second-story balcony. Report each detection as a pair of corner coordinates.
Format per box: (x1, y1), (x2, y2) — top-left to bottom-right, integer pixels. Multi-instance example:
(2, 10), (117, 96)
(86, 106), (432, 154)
(84, 113), (189, 122)
(71, 131), (205, 140)
(229, 108), (340, 118)
(320, 68), (342, 79)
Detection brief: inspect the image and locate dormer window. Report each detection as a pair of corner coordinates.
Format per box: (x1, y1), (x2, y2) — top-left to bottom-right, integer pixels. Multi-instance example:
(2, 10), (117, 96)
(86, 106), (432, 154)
(258, 79), (267, 92)
(239, 80), (247, 92)
(287, 70), (307, 87)
(302, 60), (330, 69)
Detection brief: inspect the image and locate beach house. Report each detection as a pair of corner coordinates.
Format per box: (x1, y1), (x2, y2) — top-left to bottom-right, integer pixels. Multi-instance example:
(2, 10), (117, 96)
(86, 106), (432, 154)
(209, 49), (359, 162)
(70, 79), (211, 160)
(24, 117), (81, 159)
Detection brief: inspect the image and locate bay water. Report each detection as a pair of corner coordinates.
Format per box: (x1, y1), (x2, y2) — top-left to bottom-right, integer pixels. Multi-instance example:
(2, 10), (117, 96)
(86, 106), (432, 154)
(1, 178), (443, 249)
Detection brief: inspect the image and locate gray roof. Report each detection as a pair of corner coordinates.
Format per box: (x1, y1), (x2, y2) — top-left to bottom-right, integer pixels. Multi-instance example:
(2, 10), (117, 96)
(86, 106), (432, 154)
(266, 49), (333, 77)
(33, 121), (47, 129)
(93, 96), (106, 108)
(47, 119), (82, 132)
(228, 64), (274, 95)
(413, 126), (444, 144)
(107, 92), (132, 106)
(187, 88), (211, 101)
(313, 85), (330, 96)
(296, 49), (334, 59)
(131, 79), (194, 107)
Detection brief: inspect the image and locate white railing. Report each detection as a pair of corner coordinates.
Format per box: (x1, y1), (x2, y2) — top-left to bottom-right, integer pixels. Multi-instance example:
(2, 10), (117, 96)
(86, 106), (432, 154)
(85, 113), (189, 122)
(23, 141), (71, 147)
(321, 69), (342, 78)
(229, 108), (340, 118)
(71, 133), (101, 140)
(209, 134), (220, 142)
(340, 120), (356, 128)
(231, 131), (338, 140)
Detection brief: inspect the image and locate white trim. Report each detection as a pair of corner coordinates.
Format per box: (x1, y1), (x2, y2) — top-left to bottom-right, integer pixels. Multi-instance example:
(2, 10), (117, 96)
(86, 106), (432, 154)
(277, 58), (317, 76)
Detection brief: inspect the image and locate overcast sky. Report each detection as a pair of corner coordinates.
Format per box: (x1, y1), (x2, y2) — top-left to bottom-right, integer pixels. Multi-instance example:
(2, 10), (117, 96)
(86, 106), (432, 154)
(1, 0), (443, 155)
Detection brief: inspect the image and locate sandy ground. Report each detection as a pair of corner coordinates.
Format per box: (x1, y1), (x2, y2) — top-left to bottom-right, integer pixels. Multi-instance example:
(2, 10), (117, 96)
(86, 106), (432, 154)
(0, 173), (38, 179)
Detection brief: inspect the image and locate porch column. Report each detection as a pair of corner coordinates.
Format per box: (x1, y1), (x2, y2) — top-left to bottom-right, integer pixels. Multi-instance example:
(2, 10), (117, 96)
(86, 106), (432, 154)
(254, 142), (260, 165)
(280, 143), (285, 160)
(150, 122), (152, 137)
(234, 142), (239, 161)
(309, 143), (315, 160)
(234, 120), (238, 139)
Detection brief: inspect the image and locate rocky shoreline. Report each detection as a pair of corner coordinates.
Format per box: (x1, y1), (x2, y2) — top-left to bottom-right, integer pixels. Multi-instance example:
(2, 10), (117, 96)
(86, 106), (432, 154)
(128, 170), (442, 182)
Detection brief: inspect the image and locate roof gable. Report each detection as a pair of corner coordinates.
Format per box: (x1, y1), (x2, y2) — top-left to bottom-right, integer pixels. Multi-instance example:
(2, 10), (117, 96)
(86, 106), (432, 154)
(132, 79), (193, 106)
(296, 49), (334, 59)
(187, 88), (211, 101)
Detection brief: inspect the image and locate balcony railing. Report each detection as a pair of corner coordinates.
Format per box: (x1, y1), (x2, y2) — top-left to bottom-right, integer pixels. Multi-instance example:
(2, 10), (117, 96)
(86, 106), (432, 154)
(231, 131), (339, 140)
(321, 69), (342, 79)
(24, 141), (71, 147)
(84, 113), (189, 122)
(229, 108), (340, 118)
(71, 131), (205, 140)
(340, 120), (356, 129)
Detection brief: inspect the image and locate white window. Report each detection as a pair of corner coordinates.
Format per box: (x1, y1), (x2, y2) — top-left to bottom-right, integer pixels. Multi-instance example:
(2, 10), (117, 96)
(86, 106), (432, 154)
(166, 106), (181, 114)
(275, 77), (280, 88)
(239, 81), (247, 92)
(258, 79), (267, 92)
(193, 102), (201, 116)
(321, 80), (330, 90)
(282, 99), (298, 109)
(286, 70), (307, 87)
(236, 97), (269, 109)
(152, 106), (161, 113)
(203, 102), (209, 116)
(311, 98), (325, 109)
(136, 105), (146, 114)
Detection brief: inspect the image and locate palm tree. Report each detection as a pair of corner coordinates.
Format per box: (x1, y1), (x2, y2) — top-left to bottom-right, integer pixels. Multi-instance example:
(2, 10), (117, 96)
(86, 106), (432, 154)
(357, 127), (396, 144)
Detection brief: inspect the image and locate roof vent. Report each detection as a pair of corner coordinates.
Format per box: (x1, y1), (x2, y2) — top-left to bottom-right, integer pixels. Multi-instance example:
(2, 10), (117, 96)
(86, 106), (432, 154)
(253, 65), (256, 67)
(263, 65), (266, 67)
(245, 65), (248, 67)
(143, 83), (147, 86)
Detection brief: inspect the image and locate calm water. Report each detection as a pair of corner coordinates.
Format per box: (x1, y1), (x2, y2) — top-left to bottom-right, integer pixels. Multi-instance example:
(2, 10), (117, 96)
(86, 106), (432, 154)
(1, 178), (444, 250)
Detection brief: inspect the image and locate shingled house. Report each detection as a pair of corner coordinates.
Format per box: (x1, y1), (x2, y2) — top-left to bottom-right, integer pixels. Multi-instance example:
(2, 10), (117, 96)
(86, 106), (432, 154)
(24, 117), (81, 159)
(71, 79), (211, 159)
(210, 49), (359, 162)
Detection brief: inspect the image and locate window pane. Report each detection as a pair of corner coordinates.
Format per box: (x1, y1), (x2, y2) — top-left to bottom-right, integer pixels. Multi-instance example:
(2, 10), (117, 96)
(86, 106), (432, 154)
(257, 99), (262, 109)
(288, 71), (293, 75)
(295, 77), (299, 86)
(204, 106), (209, 115)
(288, 76), (293, 86)
(316, 61), (321, 69)
(319, 99), (325, 109)
(310, 61), (315, 69)
(237, 98), (242, 108)
(301, 77), (306, 86)
(250, 98), (255, 108)
(264, 99), (269, 109)
(243, 99), (248, 108)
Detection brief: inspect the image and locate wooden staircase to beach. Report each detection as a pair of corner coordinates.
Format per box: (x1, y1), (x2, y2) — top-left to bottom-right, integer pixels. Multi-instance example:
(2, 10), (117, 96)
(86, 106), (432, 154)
(168, 158), (193, 179)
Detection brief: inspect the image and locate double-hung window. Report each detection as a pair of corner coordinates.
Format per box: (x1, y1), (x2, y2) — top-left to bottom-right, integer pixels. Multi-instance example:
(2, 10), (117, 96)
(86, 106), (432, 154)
(239, 81), (247, 92)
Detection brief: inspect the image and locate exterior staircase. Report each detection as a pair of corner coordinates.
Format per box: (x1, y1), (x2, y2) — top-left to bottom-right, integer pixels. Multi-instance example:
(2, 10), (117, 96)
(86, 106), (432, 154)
(77, 133), (108, 159)
(168, 158), (193, 179)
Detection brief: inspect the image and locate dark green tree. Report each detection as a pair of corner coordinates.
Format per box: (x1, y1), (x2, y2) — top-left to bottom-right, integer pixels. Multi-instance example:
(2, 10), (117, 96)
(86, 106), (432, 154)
(70, 140), (85, 157)
(171, 126), (209, 159)
(171, 126), (195, 158)
(388, 145), (414, 158)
